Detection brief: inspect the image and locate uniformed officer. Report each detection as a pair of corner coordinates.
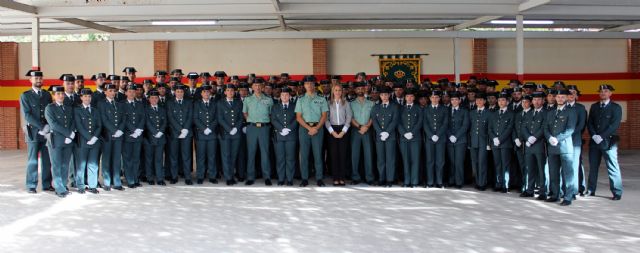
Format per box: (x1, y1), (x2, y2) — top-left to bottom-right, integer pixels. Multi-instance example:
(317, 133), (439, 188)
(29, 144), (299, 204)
(587, 84), (623, 200)
(423, 90), (449, 188)
(243, 79), (274, 185)
(167, 84), (194, 184)
(98, 83), (126, 191)
(185, 72), (201, 100)
(271, 87), (298, 186)
(74, 88), (101, 194)
(520, 91), (548, 199)
(193, 85), (219, 185)
(488, 92), (514, 193)
(349, 82), (375, 185)
(91, 73), (107, 107)
(122, 84), (146, 188)
(123, 67), (137, 82)
(566, 85), (588, 196)
(218, 84), (244, 185)
(446, 91), (469, 188)
(469, 93), (490, 191)
(45, 86), (76, 197)
(116, 77), (129, 102)
(144, 90), (167, 185)
(20, 70), (53, 193)
(75, 75), (85, 92)
(371, 86), (399, 187)
(513, 94), (532, 193)
(61, 74), (80, 107)
(295, 75), (329, 187)
(544, 89), (577, 205)
(398, 88), (422, 187)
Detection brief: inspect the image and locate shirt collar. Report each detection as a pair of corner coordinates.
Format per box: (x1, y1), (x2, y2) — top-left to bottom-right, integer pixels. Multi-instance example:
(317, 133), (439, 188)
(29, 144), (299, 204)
(83, 104), (91, 109)
(557, 105), (566, 111)
(452, 106), (459, 110)
(32, 87), (41, 93)
(127, 99), (135, 103)
(601, 99), (610, 106)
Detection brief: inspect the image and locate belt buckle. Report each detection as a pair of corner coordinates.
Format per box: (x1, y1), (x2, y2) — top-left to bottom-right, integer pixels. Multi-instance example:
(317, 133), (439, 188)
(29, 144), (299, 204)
(256, 123), (262, 128)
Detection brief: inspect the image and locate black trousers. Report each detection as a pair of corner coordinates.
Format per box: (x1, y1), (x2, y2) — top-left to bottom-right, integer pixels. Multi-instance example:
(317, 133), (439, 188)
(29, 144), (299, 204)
(328, 125), (350, 181)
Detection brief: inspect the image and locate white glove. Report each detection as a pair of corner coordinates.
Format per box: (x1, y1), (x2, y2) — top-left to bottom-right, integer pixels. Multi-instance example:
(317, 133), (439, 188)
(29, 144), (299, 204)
(154, 132), (163, 138)
(592, 135), (603, 144)
(87, 136), (98, 145)
(134, 128), (143, 135)
(38, 130), (47, 136)
(431, 135), (439, 142)
(486, 145), (491, 151)
(129, 133), (138, 138)
(380, 132), (389, 141)
(64, 138), (72, 144)
(230, 127), (238, 135)
(493, 137), (500, 146)
(527, 136), (537, 144)
(42, 124), (50, 133)
(280, 130), (289, 136)
(525, 141), (532, 147)
(404, 132), (413, 140)
(282, 128), (291, 135)
(204, 128), (212, 135)
(242, 127), (247, 134)
(69, 131), (75, 139)
(549, 136), (558, 146)
(449, 135), (457, 143)
(515, 138), (522, 147)
(113, 130), (123, 138)
(178, 129), (188, 139)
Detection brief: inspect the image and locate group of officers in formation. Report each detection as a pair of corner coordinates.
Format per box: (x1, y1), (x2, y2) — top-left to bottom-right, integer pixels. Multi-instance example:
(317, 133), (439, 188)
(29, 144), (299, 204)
(20, 67), (623, 206)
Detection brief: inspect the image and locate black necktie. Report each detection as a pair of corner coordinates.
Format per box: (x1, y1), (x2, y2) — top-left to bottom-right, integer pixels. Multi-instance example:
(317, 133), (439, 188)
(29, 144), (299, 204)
(284, 104), (288, 110)
(154, 107), (158, 112)
(601, 103), (605, 108)
(228, 101), (232, 107)
(205, 102), (209, 108)
(59, 104), (64, 112)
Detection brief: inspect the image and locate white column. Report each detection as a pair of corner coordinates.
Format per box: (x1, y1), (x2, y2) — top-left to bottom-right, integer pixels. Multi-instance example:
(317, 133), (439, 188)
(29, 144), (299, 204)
(516, 15), (524, 81)
(108, 40), (115, 75)
(31, 18), (40, 70)
(453, 37), (461, 83)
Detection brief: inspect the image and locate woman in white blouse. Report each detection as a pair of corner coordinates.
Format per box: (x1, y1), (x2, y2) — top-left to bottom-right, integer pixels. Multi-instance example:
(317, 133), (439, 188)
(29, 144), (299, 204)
(325, 84), (353, 186)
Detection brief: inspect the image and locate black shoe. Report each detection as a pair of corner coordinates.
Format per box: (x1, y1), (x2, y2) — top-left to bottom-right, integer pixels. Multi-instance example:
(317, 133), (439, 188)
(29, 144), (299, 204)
(493, 187), (501, 192)
(545, 197), (558, 202)
(27, 188), (37, 194)
(351, 180), (360, 185)
(300, 180), (308, 187)
(170, 179), (178, 184)
(185, 180), (193, 185)
(70, 182), (77, 188)
(520, 192), (534, 197)
(579, 191), (585, 197)
(387, 182), (393, 187)
(378, 181), (386, 187)
(114, 186), (125, 191)
(366, 181), (374, 186)
(88, 188), (99, 194)
(226, 180), (233, 186)
(536, 195), (547, 200)
(157, 181), (166, 186)
(585, 190), (595, 196)
(134, 183), (142, 187)
(502, 188), (508, 193)
(245, 180), (254, 186)
(140, 177), (148, 183)
(612, 195), (622, 201)
(402, 184), (409, 187)
(197, 179), (204, 184)
(148, 181), (156, 186)
(77, 189), (85, 194)
(277, 181), (284, 186)
(317, 180), (326, 187)
(286, 181), (293, 186)
(560, 200), (572, 206)
(97, 183), (103, 188)
(103, 186), (111, 191)
(229, 179), (237, 185)
(265, 179), (272, 186)
(436, 184), (444, 189)
(128, 184), (136, 189)
(44, 186), (55, 192)
(209, 179), (218, 184)
(237, 177), (245, 182)
(56, 192), (68, 198)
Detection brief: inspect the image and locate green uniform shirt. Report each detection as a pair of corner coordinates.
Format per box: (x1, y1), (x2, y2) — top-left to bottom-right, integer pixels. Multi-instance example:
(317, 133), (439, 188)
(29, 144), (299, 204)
(350, 98), (374, 126)
(242, 93), (273, 123)
(295, 93), (328, 123)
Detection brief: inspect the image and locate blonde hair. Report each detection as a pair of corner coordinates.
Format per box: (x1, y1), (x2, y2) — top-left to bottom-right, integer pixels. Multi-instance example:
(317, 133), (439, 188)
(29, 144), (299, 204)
(330, 84), (346, 106)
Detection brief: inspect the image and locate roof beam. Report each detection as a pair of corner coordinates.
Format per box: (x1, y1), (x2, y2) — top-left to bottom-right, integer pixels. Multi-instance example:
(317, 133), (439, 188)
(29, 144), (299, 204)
(450, 16), (502, 30)
(518, 0), (551, 12)
(271, 0), (286, 30)
(603, 22), (640, 32)
(55, 18), (132, 33)
(0, 0), (37, 14)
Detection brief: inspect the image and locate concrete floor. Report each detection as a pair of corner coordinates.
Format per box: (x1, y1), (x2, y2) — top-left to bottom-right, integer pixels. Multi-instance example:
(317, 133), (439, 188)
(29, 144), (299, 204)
(0, 150), (639, 253)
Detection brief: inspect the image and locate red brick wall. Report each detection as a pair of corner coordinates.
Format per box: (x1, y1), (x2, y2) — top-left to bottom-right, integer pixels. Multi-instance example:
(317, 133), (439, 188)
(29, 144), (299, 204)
(312, 39), (328, 76)
(0, 42), (20, 149)
(628, 39), (640, 73)
(154, 41), (169, 72)
(472, 38), (488, 75)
